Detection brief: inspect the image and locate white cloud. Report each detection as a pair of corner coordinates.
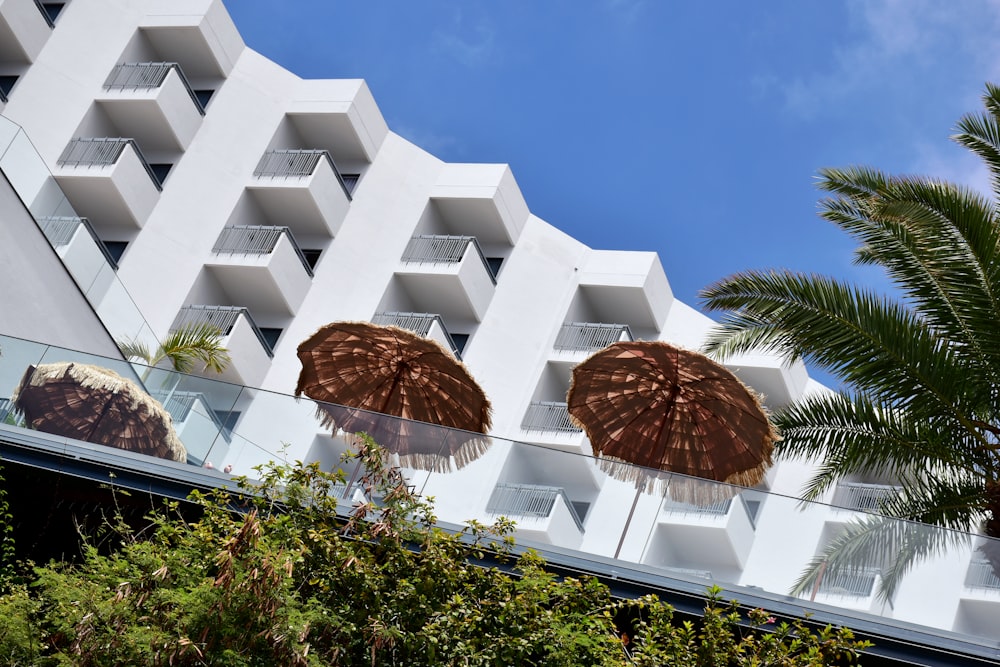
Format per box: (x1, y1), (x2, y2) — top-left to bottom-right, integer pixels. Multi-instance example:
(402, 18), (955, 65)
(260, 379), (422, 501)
(431, 10), (495, 68)
(776, 0), (1000, 118)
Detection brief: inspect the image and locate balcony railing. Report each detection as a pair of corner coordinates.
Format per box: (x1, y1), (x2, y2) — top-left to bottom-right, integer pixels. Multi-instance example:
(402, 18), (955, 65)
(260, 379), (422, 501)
(486, 483), (584, 532)
(253, 149), (353, 200)
(103, 62), (205, 114)
(817, 568), (880, 598)
(521, 401), (580, 433)
(554, 322), (633, 352)
(662, 497), (733, 517)
(833, 482), (901, 512)
(174, 305), (274, 357)
(0, 397), (24, 426)
(149, 389), (232, 443)
(965, 560), (1000, 590)
(401, 235), (497, 284)
(57, 138), (163, 191)
(371, 311), (461, 358)
(38, 216), (120, 269)
(212, 225), (314, 277)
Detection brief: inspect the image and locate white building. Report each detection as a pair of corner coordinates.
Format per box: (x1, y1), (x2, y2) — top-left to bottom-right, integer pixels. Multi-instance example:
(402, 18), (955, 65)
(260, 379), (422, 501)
(0, 0), (997, 659)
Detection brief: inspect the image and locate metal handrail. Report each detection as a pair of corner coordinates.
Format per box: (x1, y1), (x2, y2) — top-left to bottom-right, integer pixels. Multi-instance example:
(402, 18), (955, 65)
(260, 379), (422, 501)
(57, 138), (163, 191)
(0, 398), (24, 426)
(401, 235), (497, 284)
(817, 568), (880, 597)
(554, 322), (633, 351)
(486, 482), (584, 532)
(253, 149), (353, 200)
(662, 497), (733, 517)
(103, 62), (205, 115)
(212, 225), (314, 277)
(149, 389), (232, 443)
(38, 216), (120, 269)
(965, 560), (1000, 590)
(174, 305), (274, 357)
(833, 482), (901, 512)
(371, 311), (461, 358)
(521, 401), (580, 433)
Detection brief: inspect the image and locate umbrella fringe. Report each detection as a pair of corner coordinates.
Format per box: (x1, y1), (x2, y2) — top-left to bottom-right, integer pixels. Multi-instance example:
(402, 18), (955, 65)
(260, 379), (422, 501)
(398, 453), (452, 474)
(452, 437), (491, 470)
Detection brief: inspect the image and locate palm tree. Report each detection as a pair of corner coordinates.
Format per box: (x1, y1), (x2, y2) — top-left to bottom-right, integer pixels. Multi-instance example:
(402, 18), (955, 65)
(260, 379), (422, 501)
(699, 83), (1000, 599)
(119, 322), (231, 377)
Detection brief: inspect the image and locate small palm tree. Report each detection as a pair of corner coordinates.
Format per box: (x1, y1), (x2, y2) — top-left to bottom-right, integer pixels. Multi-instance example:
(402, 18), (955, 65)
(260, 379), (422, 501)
(119, 322), (231, 377)
(699, 83), (1000, 599)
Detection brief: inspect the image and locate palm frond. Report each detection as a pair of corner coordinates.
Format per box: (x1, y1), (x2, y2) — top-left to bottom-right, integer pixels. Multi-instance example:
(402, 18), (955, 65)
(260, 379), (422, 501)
(157, 323), (231, 375)
(117, 339), (153, 365)
(790, 515), (968, 602)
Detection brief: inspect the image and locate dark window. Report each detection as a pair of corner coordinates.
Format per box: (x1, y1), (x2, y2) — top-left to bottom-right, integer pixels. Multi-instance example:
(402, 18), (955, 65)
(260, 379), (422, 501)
(259, 327), (283, 352)
(213, 410), (241, 440)
(486, 257), (503, 279)
(0, 75), (18, 102)
(341, 173), (360, 194)
(37, 1), (64, 25)
(301, 249), (322, 270)
(193, 89), (214, 110)
(149, 163), (172, 187)
(450, 333), (469, 355)
(102, 241), (128, 267)
(570, 500), (590, 522)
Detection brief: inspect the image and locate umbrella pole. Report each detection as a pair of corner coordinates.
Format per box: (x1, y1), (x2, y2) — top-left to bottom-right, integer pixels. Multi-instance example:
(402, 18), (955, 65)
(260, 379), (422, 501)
(614, 487), (642, 559)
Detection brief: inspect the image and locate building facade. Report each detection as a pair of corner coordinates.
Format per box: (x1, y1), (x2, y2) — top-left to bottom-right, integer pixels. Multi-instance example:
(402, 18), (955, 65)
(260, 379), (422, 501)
(0, 0), (998, 656)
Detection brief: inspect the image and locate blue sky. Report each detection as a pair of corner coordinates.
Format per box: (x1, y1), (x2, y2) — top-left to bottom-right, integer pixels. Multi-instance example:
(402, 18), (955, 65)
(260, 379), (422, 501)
(225, 1), (1000, 313)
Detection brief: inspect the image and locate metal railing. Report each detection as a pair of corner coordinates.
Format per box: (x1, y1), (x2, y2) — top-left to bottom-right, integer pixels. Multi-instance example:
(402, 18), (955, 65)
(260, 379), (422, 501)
(253, 149), (353, 200)
(662, 497), (733, 517)
(554, 322), (633, 352)
(150, 389), (232, 443)
(833, 482), (901, 512)
(965, 560), (1000, 590)
(212, 225), (314, 277)
(401, 235), (497, 284)
(521, 401), (580, 433)
(0, 398), (24, 426)
(174, 305), (274, 357)
(57, 138), (163, 191)
(371, 312), (462, 358)
(38, 216), (120, 269)
(486, 483), (584, 532)
(103, 62), (205, 114)
(817, 568), (879, 598)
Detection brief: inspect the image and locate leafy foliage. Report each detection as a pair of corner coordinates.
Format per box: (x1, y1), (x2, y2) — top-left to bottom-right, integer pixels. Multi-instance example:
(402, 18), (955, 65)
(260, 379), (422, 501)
(0, 436), (869, 665)
(119, 322), (231, 376)
(700, 83), (1000, 595)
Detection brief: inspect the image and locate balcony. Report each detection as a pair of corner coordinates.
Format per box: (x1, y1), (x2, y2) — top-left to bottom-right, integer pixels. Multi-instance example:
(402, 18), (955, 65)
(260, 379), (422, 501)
(248, 150), (351, 238)
(395, 235), (496, 323)
(431, 163), (529, 247)
(643, 494), (757, 576)
(0, 0), (51, 66)
(486, 482), (584, 548)
(149, 389), (231, 466)
(174, 305), (272, 387)
(831, 482), (901, 513)
(371, 311), (461, 358)
(38, 215), (119, 269)
(97, 62), (205, 152)
(553, 322), (633, 358)
(519, 401), (587, 451)
(54, 138), (161, 229)
(205, 225), (313, 316)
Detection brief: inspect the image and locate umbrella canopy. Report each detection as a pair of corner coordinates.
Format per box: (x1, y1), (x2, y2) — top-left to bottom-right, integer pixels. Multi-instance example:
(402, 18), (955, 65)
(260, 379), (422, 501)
(12, 362), (186, 463)
(567, 340), (777, 501)
(295, 321), (493, 471)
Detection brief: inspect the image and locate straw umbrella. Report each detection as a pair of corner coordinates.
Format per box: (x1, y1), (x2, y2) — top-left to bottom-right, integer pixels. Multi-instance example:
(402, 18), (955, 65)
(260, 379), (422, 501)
(295, 321), (493, 472)
(567, 340), (777, 556)
(13, 362), (186, 462)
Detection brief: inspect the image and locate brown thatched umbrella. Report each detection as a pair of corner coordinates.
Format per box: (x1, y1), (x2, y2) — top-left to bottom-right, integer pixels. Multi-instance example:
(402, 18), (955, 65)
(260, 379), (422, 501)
(295, 321), (493, 472)
(12, 362), (186, 463)
(567, 340), (777, 556)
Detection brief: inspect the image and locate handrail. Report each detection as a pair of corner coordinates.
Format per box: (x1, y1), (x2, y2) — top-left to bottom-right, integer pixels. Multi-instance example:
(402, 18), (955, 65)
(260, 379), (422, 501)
(401, 235), (497, 284)
(964, 560), (1000, 590)
(212, 225), (314, 277)
(38, 216), (120, 269)
(150, 389), (232, 443)
(371, 311), (462, 358)
(554, 322), (633, 351)
(816, 568), (880, 598)
(662, 497), (733, 516)
(174, 305), (274, 357)
(833, 482), (901, 512)
(103, 62), (206, 115)
(57, 138), (163, 191)
(521, 401), (580, 433)
(486, 482), (584, 532)
(253, 149), (353, 201)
